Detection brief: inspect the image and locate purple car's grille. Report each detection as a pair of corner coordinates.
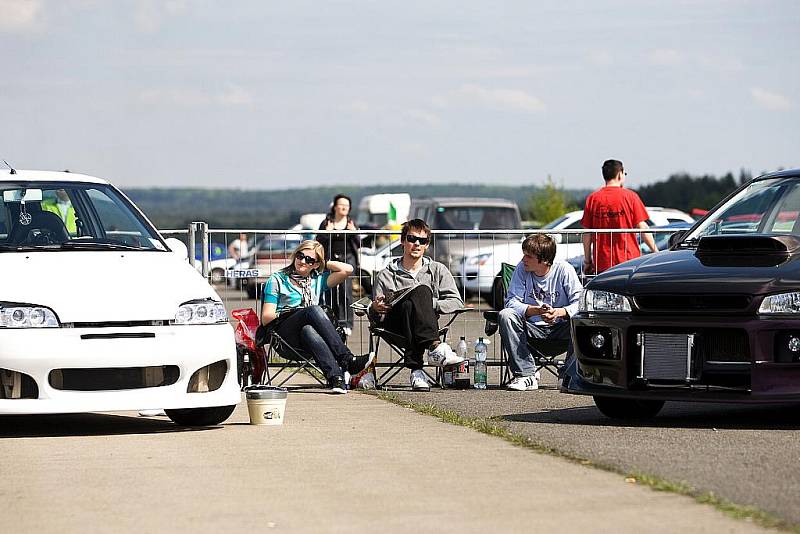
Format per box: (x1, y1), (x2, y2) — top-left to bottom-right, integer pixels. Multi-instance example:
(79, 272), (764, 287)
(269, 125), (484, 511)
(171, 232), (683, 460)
(634, 294), (752, 313)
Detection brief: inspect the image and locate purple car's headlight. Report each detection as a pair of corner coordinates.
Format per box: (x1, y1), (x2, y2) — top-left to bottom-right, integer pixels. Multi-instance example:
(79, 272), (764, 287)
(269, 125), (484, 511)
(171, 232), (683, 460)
(580, 289), (632, 313)
(759, 292), (800, 315)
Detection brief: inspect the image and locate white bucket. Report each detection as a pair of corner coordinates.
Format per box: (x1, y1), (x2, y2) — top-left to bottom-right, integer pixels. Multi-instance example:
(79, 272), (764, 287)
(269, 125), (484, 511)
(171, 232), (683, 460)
(245, 386), (288, 425)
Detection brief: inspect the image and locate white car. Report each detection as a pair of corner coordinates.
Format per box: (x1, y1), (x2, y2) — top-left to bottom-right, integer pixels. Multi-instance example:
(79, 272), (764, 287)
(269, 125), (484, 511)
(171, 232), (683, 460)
(0, 169), (240, 426)
(460, 207), (695, 305)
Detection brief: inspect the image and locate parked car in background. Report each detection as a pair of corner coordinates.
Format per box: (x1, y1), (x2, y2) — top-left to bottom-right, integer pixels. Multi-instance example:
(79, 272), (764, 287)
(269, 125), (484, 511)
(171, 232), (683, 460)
(409, 197), (522, 279)
(541, 207), (695, 261)
(467, 207), (695, 308)
(243, 233), (303, 299)
(563, 168), (800, 419)
(193, 241), (237, 285)
(566, 221), (693, 278)
(0, 169), (240, 426)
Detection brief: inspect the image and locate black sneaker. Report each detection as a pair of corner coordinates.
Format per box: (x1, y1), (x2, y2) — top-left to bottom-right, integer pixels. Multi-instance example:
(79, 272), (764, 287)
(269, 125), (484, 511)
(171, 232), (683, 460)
(347, 352), (375, 375)
(329, 375), (347, 394)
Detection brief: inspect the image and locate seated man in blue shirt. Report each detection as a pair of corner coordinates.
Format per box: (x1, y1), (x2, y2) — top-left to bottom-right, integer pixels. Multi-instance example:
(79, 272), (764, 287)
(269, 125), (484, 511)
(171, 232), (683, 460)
(499, 233), (583, 391)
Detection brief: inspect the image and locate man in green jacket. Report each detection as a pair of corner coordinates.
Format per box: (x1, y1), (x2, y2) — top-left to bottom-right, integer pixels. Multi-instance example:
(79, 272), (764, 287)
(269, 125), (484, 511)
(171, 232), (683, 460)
(41, 189), (77, 235)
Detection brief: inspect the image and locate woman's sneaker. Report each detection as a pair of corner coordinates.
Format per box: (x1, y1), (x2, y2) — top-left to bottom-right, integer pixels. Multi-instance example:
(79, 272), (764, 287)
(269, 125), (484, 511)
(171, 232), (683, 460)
(329, 375), (348, 394)
(507, 375), (539, 391)
(427, 342), (463, 366)
(410, 369), (431, 391)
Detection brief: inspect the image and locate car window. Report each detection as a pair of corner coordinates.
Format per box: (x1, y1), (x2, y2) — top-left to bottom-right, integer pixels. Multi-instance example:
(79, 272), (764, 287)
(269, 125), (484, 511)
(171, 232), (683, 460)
(562, 220), (583, 244)
(542, 214), (572, 229)
(689, 179), (796, 239)
(1, 183), (163, 250)
(84, 187), (163, 249)
(433, 207), (520, 230)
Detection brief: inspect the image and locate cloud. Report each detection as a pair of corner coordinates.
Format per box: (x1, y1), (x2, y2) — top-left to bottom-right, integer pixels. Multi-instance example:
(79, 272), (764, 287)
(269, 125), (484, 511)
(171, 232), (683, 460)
(134, 0), (187, 33)
(404, 109), (443, 128)
(139, 84), (255, 107)
(750, 87), (794, 111)
(0, 0), (42, 32)
(216, 84), (254, 106)
(589, 49), (614, 67)
(441, 84), (546, 114)
(343, 100), (371, 114)
(648, 48), (683, 66)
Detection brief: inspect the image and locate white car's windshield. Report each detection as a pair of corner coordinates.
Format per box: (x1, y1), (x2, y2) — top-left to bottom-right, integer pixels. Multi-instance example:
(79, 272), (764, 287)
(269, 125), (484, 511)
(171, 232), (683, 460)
(686, 178), (800, 241)
(0, 182), (165, 251)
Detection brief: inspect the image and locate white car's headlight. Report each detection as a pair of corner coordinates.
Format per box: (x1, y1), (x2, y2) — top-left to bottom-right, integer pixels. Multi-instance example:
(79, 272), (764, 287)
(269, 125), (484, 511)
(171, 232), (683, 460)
(466, 253), (493, 267)
(173, 300), (228, 325)
(580, 289), (632, 313)
(759, 292), (800, 314)
(0, 305), (60, 328)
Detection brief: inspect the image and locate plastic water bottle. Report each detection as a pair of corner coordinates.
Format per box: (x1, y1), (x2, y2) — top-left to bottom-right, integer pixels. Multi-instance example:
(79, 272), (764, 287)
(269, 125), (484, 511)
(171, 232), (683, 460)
(457, 336), (468, 361)
(474, 337), (487, 390)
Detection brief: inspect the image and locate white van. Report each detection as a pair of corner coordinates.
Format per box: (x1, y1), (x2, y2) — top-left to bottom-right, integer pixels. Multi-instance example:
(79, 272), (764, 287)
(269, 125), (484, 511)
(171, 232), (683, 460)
(0, 169), (240, 426)
(356, 193), (410, 229)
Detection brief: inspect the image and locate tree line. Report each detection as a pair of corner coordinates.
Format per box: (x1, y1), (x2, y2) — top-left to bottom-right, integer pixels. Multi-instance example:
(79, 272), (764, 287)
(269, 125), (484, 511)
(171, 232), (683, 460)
(125, 170), (754, 230)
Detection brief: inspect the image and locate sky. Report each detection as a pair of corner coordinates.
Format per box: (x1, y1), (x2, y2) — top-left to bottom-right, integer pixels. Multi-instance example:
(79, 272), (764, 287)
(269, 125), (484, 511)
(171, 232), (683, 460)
(0, 0), (797, 190)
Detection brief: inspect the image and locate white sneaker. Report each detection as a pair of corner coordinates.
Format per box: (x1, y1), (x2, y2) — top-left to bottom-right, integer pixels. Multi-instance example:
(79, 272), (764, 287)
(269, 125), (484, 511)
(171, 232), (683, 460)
(410, 369), (431, 391)
(507, 376), (539, 391)
(427, 342), (464, 367)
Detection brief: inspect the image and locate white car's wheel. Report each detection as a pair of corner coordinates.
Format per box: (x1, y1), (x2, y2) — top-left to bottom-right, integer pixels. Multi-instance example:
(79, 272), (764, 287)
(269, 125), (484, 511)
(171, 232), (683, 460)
(165, 405), (236, 426)
(210, 268), (225, 285)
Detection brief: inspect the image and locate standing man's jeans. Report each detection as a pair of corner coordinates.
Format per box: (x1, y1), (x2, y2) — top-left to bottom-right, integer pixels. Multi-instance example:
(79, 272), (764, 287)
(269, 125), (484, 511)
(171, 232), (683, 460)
(274, 305), (354, 381)
(498, 308), (572, 377)
(381, 285), (439, 370)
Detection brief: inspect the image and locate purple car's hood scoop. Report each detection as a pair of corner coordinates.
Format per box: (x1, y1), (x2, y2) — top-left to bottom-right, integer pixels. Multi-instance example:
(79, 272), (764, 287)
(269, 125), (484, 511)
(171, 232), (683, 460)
(695, 235), (800, 267)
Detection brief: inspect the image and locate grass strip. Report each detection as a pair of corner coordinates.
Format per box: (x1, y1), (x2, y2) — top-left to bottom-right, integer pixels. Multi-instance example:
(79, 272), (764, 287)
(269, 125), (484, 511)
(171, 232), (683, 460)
(370, 390), (798, 533)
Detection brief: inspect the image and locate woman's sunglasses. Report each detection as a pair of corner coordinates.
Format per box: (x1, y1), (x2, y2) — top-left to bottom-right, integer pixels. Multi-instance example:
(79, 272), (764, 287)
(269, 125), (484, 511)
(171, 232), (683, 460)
(296, 253), (320, 265)
(405, 235), (430, 245)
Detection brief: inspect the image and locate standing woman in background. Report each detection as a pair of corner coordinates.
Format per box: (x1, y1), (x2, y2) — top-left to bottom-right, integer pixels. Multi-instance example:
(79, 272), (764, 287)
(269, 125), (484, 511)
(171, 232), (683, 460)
(317, 194), (361, 337)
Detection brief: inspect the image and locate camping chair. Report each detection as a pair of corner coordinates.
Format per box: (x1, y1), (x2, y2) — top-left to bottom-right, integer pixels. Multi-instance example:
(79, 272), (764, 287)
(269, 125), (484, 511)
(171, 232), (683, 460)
(352, 298), (472, 389)
(233, 306), (343, 388)
(483, 262), (568, 386)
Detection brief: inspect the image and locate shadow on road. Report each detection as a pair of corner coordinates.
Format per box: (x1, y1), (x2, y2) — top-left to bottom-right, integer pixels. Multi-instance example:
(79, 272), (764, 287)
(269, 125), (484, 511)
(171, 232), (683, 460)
(0, 413), (220, 438)
(501, 402), (800, 430)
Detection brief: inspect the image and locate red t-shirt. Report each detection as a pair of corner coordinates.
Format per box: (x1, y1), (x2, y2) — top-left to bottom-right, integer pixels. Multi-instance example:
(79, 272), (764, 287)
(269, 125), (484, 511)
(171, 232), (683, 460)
(581, 186), (649, 273)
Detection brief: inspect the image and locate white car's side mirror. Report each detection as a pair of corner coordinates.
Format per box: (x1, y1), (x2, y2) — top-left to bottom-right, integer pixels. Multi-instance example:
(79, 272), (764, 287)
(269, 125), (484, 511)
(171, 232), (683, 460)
(165, 237), (189, 260)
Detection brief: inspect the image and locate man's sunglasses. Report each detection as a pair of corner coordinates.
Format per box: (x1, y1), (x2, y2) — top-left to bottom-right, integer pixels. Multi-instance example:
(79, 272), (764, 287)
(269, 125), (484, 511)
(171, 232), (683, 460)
(405, 235), (430, 245)
(296, 253), (320, 265)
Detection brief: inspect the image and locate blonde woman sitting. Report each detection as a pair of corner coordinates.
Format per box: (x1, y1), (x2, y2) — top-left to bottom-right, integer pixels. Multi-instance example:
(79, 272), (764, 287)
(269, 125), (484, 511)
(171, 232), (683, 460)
(261, 240), (372, 393)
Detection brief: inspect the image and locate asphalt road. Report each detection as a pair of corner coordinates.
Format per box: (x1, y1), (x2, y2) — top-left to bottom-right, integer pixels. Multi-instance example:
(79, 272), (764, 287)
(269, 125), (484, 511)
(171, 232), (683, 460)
(218, 285), (800, 526)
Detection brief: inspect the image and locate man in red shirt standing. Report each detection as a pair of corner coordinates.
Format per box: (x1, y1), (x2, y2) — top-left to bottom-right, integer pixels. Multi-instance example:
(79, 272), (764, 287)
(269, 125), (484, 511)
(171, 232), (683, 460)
(581, 159), (657, 274)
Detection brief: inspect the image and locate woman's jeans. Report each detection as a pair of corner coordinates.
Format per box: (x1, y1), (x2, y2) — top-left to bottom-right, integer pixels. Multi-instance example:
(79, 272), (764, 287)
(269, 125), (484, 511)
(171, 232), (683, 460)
(274, 305), (354, 381)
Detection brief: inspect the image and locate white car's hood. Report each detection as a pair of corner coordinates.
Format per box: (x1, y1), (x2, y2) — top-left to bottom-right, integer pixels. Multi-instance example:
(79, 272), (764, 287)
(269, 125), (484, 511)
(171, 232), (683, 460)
(0, 251), (219, 323)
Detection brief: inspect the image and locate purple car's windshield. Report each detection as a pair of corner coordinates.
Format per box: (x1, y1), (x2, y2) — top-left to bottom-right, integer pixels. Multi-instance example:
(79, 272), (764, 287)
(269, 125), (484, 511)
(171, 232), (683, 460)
(688, 179), (800, 240)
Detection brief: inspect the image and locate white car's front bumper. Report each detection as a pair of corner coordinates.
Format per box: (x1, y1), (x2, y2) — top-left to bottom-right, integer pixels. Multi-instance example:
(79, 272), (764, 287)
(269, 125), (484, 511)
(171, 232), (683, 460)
(0, 323), (240, 414)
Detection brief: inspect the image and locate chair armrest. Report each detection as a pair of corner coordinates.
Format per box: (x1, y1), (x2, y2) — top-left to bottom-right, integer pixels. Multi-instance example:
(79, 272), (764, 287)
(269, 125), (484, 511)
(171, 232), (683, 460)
(441, 307), (474, 329)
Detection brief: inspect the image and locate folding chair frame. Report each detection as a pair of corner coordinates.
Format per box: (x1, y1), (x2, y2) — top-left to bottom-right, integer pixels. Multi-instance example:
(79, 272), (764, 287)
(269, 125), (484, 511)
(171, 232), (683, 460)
(356, 305), (472, 389)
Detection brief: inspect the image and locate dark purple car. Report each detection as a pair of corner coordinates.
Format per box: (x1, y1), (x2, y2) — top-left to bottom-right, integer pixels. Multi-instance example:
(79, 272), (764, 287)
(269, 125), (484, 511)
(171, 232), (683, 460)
(562, 168), (800, 419)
